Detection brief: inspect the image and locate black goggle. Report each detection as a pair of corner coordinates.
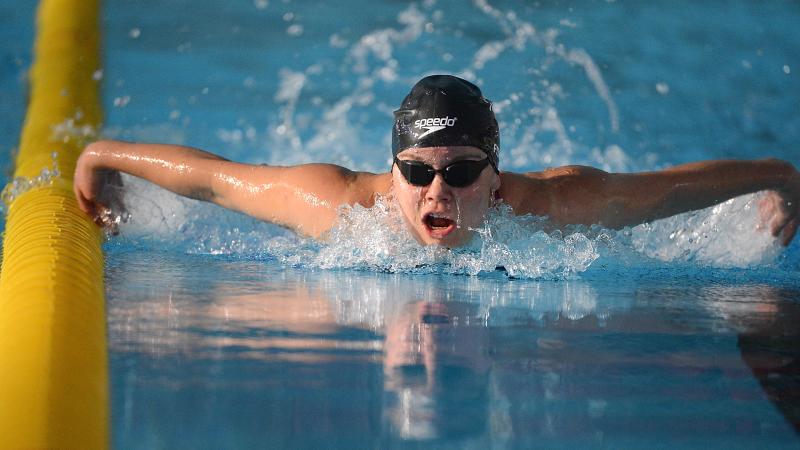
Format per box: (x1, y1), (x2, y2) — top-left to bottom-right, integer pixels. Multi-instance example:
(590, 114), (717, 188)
(394, 157), (491, 187)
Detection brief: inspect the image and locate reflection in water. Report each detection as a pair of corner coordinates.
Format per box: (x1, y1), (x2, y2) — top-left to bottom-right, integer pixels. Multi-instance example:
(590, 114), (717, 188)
(383, 301), (490, 441)
(700, 285), (800, 433)
(106, 253), (800, 447)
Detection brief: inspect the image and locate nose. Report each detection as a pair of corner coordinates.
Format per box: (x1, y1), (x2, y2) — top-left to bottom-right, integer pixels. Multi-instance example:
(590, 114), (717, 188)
(424, 173), (452, 204)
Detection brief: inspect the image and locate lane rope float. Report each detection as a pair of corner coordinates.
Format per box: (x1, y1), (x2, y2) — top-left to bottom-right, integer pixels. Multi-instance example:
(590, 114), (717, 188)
(0, 0), (108, 448)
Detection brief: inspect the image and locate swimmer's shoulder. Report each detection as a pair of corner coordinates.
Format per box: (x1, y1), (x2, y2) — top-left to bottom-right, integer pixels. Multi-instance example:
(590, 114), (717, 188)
(498, 171), (549, 215)
(499, 166), (604, 216)
(348, 171), (393, 208)
(251, 163), (391, 208)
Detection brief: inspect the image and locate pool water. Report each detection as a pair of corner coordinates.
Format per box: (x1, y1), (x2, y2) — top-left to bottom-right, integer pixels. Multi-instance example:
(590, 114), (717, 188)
(105, 251), (800, 448)
(3, 0), (800, 448)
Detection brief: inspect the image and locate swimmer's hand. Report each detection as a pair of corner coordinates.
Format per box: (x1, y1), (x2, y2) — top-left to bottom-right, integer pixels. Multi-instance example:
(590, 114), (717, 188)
(74, 159), (129, 235)
(759, 167), (799, 246)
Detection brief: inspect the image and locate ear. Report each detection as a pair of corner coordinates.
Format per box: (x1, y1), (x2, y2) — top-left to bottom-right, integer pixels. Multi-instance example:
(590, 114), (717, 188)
(489, 172), (501, 206)
(491, 171), (501, 192)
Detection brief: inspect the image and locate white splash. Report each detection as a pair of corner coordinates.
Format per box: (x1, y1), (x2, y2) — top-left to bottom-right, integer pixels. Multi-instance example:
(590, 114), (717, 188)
(631, 192), (781, 267)
(268, 198), (604, 279)
(0, 153), (61, 210)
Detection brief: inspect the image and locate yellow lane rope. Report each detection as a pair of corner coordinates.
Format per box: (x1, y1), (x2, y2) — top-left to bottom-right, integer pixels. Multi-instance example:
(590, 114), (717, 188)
(0, 0), (108, 448)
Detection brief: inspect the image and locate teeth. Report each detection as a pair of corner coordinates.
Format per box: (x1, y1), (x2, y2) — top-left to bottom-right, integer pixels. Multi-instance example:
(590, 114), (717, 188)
(426, 213), (453, 230)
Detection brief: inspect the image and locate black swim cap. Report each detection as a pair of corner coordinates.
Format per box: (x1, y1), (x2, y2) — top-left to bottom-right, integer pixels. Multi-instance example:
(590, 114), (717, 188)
(392, 75), (499, 170)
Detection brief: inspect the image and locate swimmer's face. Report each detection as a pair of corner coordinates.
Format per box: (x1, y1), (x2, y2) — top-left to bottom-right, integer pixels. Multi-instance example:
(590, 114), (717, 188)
(392, 146), (500, 247)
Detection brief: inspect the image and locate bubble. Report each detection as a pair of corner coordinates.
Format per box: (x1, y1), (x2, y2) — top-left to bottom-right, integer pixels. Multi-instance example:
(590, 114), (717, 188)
(287, 24), (304, 37)
(783, 65), (791, 74)
(655, 82), (670, 95)
(128, 28), (141, 39)
(254, 0), (268, 9)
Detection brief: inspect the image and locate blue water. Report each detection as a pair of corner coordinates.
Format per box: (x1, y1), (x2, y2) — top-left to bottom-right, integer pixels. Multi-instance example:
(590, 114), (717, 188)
(3, 0), (800, 448)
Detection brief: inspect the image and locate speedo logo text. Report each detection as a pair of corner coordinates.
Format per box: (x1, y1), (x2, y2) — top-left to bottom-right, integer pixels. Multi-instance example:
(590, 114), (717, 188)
(414, 116), (457, 139)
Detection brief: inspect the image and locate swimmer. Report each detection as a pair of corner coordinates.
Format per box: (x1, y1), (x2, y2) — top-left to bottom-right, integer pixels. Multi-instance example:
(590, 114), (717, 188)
(74, 75), (800, 247)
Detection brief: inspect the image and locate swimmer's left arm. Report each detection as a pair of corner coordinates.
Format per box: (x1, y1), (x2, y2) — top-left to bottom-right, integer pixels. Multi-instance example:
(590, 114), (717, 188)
(525, 159), (799, 245)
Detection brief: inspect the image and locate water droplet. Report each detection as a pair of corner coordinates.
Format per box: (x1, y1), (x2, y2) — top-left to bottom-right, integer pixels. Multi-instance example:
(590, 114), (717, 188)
(113, 96), (131, 107)
(129, 28), (141, 39)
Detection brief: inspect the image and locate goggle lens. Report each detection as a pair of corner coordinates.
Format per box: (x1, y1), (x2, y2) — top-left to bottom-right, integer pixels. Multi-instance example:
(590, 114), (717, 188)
(395, 158), (490, 187)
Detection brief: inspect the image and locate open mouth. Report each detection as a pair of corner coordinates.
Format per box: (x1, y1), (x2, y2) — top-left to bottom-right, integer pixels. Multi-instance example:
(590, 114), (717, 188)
(422, 213), (456, 237)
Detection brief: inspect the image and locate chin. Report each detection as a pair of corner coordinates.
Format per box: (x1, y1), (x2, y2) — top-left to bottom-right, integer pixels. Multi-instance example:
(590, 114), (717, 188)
(420, 229), (472, 248)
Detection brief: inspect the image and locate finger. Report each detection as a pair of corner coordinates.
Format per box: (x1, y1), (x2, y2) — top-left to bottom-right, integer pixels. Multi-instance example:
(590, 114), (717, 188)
(781, 218), (798, 247)
(758, 195), (776, 219)
(76, 193), (98, 218)
(758, 195), (778, 232)
(769, 204), (790, 237)
(74, 187), (96, 215)
(771, 217), (785, 237)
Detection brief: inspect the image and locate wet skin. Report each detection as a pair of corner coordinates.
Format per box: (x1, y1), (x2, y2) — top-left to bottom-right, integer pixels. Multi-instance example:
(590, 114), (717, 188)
(391, 146), (500, 247)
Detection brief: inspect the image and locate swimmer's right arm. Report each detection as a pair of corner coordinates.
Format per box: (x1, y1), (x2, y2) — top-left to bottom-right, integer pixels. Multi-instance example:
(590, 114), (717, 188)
(74, 140), (390, 237)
